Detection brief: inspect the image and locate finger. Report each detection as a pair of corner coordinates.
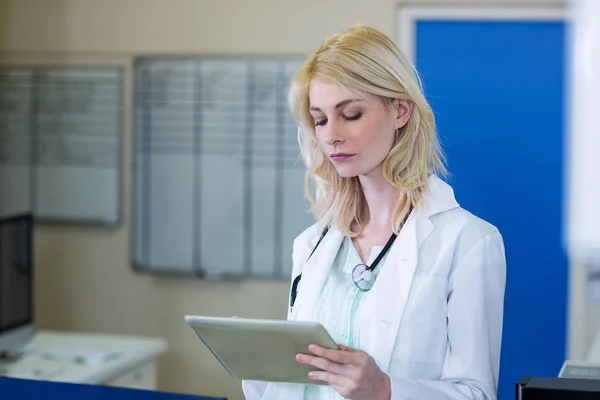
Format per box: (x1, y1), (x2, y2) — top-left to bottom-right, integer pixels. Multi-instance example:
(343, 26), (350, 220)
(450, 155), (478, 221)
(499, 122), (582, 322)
(295, 353), (312, 366)
(309, 344), (361, 365)
(296, 353), (345, 375)
(308, 369), (350, 387)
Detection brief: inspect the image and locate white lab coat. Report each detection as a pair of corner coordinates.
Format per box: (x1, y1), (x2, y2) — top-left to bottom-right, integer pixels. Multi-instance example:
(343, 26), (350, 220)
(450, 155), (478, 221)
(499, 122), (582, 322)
(242, 175), (506, 400)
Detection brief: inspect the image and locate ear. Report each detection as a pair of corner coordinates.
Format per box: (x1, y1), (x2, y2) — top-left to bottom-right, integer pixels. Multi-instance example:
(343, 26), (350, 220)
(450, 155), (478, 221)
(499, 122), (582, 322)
(393, 99), (414, 130)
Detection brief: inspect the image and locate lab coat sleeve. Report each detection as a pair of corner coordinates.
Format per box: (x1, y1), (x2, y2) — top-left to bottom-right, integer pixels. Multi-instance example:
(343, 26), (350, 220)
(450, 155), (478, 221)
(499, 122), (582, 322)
(389, 230), (506, 400)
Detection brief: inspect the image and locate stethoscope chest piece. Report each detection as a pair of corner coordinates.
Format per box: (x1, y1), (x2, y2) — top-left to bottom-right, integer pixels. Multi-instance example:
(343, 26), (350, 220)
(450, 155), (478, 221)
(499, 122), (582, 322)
(352, 263), (375, 291)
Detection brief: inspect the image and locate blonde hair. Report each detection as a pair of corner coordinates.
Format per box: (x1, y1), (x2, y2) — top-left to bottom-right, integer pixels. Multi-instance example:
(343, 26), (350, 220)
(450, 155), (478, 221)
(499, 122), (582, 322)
(289, 24), (448, 236)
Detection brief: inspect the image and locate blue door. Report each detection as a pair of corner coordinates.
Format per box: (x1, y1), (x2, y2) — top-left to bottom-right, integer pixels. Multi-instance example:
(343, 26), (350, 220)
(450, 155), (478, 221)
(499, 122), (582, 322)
(414, 18), (567, 399)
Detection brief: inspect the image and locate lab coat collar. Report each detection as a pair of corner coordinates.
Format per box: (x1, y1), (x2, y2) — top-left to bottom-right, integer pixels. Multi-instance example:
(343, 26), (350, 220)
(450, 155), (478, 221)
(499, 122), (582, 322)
(421, 174), (460, 218)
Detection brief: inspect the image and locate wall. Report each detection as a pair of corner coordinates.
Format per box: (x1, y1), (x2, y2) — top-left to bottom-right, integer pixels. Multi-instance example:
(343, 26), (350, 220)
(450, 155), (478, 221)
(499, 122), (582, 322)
(0, 0), (577, 399)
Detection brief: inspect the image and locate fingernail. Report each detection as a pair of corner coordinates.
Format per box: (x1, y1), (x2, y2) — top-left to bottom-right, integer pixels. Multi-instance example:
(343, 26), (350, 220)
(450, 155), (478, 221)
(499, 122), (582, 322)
(308, 372), (315, 378)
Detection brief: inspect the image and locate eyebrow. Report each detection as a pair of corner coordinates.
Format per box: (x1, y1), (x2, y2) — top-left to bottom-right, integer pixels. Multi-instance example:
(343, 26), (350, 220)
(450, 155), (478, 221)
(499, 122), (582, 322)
(309, 98), (364, 112)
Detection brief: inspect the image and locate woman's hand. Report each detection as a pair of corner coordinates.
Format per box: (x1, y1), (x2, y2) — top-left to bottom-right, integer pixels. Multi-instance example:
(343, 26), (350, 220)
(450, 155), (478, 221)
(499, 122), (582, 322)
(296, 343), (391, 400)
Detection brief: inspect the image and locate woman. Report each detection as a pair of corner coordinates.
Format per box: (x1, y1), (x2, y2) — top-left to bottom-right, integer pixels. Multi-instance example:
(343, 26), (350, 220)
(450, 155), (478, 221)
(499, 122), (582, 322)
(243, 24), (506, 400)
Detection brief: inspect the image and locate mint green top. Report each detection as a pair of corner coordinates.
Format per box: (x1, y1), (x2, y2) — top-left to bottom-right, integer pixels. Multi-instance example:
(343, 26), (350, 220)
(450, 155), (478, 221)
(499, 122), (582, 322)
(303, 236), (388, 400)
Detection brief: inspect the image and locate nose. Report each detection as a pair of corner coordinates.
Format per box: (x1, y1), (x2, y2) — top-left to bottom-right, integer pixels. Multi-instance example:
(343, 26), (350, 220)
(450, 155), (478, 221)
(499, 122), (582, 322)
(323, 120), (345, 147)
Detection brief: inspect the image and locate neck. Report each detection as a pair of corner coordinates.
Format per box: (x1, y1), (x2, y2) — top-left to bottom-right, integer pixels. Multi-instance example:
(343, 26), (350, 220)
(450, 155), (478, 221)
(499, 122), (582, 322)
(358, 169), (401, 229)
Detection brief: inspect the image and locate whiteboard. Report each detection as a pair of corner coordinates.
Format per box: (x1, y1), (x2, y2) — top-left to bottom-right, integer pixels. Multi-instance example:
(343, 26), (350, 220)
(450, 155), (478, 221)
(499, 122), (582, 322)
(0, 66), (123, 226)
(132, 56), (315, 278)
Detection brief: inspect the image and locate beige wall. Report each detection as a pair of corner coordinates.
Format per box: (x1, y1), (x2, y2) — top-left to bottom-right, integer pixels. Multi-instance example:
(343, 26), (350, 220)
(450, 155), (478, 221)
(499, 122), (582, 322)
(0, 0), (572, 399)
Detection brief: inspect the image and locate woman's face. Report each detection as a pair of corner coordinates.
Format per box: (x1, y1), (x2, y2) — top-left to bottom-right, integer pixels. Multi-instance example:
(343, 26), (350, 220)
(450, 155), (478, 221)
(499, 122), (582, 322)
(308, 79), (412, 179)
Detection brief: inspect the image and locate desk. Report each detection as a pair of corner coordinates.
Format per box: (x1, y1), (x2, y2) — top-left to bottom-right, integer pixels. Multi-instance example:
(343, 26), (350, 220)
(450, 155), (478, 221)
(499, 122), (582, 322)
(0, 330), (167, 390)
(0, 377), (226, 400)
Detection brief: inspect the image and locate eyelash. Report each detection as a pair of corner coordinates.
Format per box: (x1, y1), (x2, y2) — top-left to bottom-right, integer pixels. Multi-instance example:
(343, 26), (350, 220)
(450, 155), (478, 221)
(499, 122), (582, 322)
(314, 113), (363, 127)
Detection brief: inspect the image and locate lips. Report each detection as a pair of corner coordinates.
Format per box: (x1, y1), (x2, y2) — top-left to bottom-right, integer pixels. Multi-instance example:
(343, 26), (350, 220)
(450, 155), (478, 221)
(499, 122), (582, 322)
(330, 153), (355, 162)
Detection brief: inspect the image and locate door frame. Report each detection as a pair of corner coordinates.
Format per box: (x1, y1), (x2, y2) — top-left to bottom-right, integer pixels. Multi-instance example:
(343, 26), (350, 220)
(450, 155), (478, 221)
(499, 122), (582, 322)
(393, 2), (576, 394)
(396, 4), (567, 63)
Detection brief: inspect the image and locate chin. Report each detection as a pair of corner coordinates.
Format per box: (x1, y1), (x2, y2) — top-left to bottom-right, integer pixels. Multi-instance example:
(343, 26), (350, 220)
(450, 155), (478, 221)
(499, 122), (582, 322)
(333, 167), (362, 179)
(334, 163), (383, 179)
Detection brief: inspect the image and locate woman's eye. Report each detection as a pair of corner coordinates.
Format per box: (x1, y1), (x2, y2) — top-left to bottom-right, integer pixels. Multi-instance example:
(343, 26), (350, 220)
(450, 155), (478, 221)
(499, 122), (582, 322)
(344, 113), (363, 121)
(314, 113), (361, 126)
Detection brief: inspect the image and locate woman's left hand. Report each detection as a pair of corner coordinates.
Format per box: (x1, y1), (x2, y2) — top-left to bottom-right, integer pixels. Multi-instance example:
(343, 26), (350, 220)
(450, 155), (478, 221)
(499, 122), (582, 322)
(296, 343), (391, 400)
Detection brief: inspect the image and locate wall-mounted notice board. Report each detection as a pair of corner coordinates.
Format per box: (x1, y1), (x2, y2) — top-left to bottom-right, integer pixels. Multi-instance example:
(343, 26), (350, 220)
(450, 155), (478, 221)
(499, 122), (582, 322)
(132, 56), (316, 278)
(0, 66), (124, 226)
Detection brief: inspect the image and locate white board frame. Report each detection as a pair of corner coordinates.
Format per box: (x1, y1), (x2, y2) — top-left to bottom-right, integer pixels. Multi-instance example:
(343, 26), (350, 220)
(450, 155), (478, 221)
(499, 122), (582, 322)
(396, 4), (568, 64)
(0, 64), (125, 227)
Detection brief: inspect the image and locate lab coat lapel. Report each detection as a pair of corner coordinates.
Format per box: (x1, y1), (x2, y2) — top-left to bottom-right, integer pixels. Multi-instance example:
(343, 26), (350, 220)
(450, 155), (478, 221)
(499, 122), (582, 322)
(291, 228), (344, 322)
(362, 210), (435, 371)
(362, 176), (460, 371)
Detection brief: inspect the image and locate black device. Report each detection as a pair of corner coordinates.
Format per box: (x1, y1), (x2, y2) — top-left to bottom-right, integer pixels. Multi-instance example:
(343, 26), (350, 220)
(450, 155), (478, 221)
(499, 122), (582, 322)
(516, 376), (600, 399)
(0, 212), (34, 357)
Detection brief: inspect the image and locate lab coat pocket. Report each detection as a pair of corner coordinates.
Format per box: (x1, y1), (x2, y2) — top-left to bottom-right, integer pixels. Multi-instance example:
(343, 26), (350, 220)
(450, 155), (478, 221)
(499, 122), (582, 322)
(393, 275), (448, 365)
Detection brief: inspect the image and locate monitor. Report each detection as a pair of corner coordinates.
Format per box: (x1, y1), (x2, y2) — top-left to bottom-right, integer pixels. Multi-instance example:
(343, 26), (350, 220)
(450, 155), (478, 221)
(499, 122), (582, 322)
(0, 213), (34, 358)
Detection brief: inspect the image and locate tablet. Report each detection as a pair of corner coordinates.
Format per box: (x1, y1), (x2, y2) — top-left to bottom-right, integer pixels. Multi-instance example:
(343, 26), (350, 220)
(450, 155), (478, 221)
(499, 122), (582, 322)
(184, 315), (338, 385)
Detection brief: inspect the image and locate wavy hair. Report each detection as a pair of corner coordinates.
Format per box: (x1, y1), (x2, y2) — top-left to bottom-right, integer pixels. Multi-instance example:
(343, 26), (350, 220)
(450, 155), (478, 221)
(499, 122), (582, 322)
(289, 24), (448, 236)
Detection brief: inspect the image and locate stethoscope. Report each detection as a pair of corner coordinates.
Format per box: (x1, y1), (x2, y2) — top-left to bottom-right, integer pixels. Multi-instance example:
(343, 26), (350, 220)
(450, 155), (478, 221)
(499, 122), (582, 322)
(289, 207), (413, 309)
